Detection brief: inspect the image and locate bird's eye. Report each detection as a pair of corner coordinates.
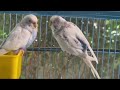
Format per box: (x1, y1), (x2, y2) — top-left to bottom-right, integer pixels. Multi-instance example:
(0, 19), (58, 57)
(33, 22), (36, 24)
(28, 20), (31, 22)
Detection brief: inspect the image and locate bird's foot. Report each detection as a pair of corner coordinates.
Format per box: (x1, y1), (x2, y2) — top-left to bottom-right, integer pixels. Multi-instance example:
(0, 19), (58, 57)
(14, 48), (26, 55)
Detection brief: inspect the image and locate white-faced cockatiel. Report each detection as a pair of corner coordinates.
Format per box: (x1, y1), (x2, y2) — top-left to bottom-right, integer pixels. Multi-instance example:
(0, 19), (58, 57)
(49, 15), (101, 79)
(0, 14), (38, 55)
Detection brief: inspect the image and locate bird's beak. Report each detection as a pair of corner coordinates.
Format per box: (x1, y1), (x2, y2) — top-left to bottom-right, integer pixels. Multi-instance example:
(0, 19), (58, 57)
(33, 22), (38, 28)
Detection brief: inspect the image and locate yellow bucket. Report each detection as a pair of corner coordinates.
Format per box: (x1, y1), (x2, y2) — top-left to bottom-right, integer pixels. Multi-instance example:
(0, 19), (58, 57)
(0, 50), (24, 79)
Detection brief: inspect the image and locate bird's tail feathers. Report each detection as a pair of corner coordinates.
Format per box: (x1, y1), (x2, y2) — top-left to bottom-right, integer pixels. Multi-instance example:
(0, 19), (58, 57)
(88, 46), (98, 64)
(83, 55), (101, 79)
(87, 55), (98, 63)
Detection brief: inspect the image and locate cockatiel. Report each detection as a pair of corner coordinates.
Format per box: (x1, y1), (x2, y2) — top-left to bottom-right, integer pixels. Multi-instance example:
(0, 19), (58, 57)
(49, 15), (101, 79)
(0, 14), (38, 55)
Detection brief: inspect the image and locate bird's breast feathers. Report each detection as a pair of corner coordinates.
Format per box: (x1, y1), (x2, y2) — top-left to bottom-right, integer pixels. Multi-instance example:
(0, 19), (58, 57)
(26, 29), (37, 48)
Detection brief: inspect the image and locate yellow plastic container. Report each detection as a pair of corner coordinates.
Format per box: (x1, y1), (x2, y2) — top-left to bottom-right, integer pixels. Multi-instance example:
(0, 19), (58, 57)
(0, 50), (24, 79)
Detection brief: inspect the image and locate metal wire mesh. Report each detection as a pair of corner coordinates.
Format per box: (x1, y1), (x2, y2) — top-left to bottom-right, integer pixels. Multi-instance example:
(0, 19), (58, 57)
(0, 11), (120, 79)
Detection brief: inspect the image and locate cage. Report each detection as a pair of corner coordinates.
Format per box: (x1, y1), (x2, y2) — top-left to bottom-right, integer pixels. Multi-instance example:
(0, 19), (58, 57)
(0, 11), (120, 79)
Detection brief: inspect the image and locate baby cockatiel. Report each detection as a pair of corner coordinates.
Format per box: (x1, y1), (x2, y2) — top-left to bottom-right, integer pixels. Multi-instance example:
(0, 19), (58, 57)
(0, 14), (38, 55)
(49, 15), (101, 79)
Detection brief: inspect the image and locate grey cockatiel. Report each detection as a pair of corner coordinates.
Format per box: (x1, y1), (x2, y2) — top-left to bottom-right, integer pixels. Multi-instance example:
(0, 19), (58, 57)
(0, 14), (38, 55)
(49, 15), (101, 79)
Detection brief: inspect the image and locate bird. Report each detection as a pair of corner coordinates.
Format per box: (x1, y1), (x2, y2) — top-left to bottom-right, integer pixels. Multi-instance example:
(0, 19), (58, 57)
(49, 15), (101, 79)
(0, 14), (38, 55)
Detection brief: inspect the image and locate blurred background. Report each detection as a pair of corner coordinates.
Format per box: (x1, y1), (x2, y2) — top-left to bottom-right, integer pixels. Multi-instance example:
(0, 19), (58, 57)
(0, 11), (120, 79)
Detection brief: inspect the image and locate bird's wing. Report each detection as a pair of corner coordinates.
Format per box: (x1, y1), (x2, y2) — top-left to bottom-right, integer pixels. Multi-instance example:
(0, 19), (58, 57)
(0, 24), (19, 48)
(58, 22), (98, 63)
(67, 22), (98, 63)
(57, 22), (88, 53)
(2, 24), (31, 50)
